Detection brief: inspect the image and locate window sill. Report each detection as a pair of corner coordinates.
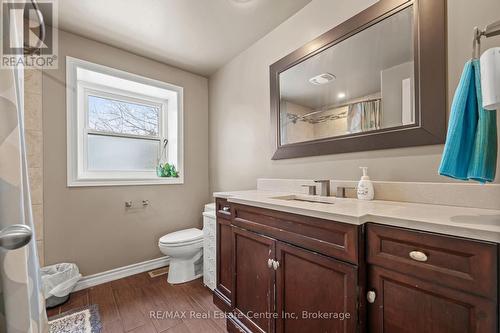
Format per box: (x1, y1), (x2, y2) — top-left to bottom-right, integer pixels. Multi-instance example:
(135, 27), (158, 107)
(67, 176), (184, 187)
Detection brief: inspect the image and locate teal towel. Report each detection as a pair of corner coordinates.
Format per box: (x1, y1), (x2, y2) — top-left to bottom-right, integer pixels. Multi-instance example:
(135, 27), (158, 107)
(439, 60), (497, 183)
(439, 61), (479, 180)
(468, 61), (497, 183)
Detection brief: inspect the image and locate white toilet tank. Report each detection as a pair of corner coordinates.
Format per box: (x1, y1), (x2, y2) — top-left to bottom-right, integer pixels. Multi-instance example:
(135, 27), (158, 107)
(202, 203), (216, 290)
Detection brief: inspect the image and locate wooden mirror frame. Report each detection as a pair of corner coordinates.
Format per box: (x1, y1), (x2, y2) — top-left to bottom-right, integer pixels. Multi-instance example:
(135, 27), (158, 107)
(270, 0), (446, 160)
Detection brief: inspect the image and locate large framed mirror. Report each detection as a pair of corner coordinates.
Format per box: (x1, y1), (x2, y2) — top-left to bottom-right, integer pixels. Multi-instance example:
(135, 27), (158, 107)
(270, 0), (446, 159)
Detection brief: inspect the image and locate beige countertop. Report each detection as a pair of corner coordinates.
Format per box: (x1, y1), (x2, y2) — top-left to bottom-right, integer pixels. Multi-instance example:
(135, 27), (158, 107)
(213, 190), (500, 243)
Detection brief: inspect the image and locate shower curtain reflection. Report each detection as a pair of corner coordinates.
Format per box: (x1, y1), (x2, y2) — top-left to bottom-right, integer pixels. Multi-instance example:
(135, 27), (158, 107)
(347, 100), (381, 133)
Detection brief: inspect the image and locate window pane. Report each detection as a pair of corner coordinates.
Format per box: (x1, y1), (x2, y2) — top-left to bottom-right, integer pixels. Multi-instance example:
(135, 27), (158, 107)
(88, 95), (160, 136)
(87, 134), (158, 171)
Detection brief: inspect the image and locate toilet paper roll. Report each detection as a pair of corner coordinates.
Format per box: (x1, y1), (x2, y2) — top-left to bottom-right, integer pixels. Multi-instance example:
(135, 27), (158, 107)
(480, 47), (500, 110)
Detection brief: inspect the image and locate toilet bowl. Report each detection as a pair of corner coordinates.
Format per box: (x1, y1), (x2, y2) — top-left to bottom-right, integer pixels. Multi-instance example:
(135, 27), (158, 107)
(159, 228), (203, 284)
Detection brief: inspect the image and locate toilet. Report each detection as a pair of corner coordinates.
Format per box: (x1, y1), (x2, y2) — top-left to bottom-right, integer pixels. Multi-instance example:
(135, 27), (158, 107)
(159, 228), (203, 284)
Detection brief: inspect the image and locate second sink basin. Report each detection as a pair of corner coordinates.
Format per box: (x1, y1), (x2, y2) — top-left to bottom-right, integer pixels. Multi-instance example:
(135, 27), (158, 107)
(271, 194), (335, 205)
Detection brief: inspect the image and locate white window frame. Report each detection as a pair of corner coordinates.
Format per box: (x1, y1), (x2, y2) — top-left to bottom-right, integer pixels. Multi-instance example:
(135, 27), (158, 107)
(66, 56), (184, 187)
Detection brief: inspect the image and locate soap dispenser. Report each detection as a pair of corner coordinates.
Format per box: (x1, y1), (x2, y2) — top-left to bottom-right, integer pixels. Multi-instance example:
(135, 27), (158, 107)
(357, 167), (374, 200)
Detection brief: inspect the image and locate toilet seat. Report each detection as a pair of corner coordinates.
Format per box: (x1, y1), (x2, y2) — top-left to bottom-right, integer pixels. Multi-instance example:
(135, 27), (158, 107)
(159, 228), (203, 247)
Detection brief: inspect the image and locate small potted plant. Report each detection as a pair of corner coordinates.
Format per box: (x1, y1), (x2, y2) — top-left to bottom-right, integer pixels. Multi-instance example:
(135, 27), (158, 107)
(159, 162), (179, 178)
(156, 139), (180, 178)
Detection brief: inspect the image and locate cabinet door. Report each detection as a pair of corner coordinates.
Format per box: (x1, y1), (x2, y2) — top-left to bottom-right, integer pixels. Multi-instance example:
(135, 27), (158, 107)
(232, 227), (276, 333)
(368, 265), (497, 333)
(215, 215), (233, 309)
(275, 242), (358, 333)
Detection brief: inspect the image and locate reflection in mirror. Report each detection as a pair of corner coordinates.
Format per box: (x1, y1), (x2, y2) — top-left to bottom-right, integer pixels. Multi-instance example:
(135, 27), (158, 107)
(279, 6), (414, 145)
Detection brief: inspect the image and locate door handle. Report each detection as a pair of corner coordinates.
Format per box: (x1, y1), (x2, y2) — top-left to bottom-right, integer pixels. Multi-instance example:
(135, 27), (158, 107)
(0, 225), (32, 250)
(272, 260), (280, 270)
(267, 258), (274, 268)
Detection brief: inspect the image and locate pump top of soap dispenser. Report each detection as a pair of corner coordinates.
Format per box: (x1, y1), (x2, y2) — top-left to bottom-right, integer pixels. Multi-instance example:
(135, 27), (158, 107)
(360, 167), (370, 180)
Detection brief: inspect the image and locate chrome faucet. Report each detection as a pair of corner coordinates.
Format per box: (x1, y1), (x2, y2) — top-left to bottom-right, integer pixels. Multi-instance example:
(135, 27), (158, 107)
(336, 186), (356, 198)
(301, 184), (316, 195)
(314, 180), (331, 196)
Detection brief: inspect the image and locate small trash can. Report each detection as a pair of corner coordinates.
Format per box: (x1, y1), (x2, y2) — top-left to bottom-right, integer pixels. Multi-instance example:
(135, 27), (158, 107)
(41, 263), (82, 308)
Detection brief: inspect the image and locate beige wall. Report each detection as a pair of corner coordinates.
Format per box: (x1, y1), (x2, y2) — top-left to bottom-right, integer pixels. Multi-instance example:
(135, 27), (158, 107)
(43, 30), (209, 275)
(209, 0), (500, 192)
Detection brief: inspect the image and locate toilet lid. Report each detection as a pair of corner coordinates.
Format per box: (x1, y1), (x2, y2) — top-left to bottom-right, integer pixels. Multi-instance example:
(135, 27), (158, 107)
(159, 228), (203, 245)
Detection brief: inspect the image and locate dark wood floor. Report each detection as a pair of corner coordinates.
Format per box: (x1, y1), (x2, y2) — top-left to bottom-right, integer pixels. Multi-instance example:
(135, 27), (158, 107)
(47, 270), (226, 333)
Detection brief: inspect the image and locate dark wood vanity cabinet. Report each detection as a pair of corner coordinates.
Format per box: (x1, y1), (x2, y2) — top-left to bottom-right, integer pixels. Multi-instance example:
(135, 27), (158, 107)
(230, 226), (359, 333)
(367, 266), (497, 333)
(213, 198), (233, 311)
(218, 202), (361, 333)
(366, 224), (498, 333)
(275, 241), (358, 333)
(214, 201), (499, 333)
(231, 227), (275, 333)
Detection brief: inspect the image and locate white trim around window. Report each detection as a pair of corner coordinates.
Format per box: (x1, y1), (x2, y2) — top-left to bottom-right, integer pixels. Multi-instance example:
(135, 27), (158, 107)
(66, 56), (184, 187)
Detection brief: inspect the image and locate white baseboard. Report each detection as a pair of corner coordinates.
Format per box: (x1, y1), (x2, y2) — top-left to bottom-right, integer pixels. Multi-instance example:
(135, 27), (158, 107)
(73, 256), (169, 292)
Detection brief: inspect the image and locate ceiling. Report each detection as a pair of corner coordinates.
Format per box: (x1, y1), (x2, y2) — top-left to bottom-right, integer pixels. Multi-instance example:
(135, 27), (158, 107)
(46, 0), (312, 76)
(280, 6), (414, 110)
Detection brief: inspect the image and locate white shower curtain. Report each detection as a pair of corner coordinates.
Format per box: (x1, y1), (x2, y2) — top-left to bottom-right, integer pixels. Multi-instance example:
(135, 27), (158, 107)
(0, 9), (48, 333)
(347, 100), (381, 133)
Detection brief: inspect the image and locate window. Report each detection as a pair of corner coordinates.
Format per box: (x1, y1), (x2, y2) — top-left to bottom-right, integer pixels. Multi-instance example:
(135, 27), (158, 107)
(66, 57), (183, 186)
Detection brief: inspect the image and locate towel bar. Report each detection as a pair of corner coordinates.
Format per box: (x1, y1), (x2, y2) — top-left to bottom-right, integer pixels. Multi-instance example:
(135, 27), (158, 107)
(473, 19), (500, 59)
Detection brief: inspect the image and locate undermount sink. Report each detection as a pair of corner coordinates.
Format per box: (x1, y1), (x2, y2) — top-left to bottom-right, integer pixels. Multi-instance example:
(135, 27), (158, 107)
(271, 194), (335, 205)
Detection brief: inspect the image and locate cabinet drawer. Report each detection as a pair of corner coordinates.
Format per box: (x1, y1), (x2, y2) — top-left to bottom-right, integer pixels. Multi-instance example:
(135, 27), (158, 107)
(367, 223), (498, 299)
(216, 198), (232, 218)
(233, 204), (359, 264)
